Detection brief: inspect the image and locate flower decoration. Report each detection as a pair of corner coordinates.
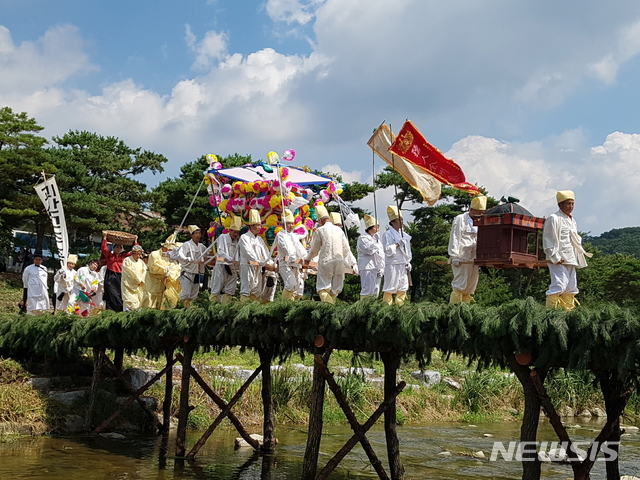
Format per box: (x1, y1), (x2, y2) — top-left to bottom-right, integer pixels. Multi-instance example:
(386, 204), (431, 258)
(282, 149), (295, 162)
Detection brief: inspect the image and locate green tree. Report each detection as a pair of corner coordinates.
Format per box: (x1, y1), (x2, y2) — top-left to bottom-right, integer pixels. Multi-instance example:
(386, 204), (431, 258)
(47, 130), (168, 252)
(151, 153), (252, 245)
(0, 107), (52, 251)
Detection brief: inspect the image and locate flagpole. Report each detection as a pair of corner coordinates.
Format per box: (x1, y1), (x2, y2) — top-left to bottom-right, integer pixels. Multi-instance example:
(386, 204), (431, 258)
(389, 123), (405, 241)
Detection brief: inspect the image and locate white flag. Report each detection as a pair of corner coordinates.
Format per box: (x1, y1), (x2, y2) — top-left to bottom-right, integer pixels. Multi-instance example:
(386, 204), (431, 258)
(34, 176), (69, 268)
(367, 123), (441, 206)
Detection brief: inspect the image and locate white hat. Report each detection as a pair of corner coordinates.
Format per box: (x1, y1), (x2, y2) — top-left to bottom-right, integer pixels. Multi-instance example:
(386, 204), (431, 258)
(364, 215), (378, 230)
(229, 215), (243, 231)
(556, 190), (575, 203)
(387, 206), (402, 221)
(330, 212), (342, 225)
(188, 225), (200, 235)
(131, 244), (144, 252)
(282, 209), (295, 224)
(247, 210), (261, 226)
(470, 196), (487, 211)
(316, 205), (329, 219)
(67, 254), (78, 265)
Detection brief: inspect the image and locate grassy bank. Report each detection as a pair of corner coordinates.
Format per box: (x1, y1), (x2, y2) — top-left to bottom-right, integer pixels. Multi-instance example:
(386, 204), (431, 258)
(1, 348), (636, 437)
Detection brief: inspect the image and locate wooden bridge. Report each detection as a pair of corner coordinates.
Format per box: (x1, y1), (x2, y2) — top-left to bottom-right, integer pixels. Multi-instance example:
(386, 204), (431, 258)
(1, 297), (639, 480)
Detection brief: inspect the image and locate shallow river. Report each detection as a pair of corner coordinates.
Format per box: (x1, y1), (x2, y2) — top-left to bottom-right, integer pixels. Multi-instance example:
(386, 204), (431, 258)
(1, 419), (639, 479)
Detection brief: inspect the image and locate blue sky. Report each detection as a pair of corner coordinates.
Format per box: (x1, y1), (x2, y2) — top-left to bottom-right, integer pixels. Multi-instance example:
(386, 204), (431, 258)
(2, 0), (640, 234)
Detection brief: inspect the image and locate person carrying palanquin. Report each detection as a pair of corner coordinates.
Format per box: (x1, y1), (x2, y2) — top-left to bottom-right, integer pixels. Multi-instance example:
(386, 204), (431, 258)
(239, 210), (276, 302)
(305, 205), (353, 304)
(101, 233), (132, 312)
(275, 209), (307, 301)
(54, 254), (78, 312)
(357, 215), (384, 300)
(210, 215), (242, 304)
(543, 190), (592, 311)
(177, 225), (207, 307)
(381, 206), (412, 306)
(22, 251), (49, 315)
(122, 244), (147, 311)
(142, 234), (177, 309)
(73, 259), (101, 315)
(448, 195), (487, 304)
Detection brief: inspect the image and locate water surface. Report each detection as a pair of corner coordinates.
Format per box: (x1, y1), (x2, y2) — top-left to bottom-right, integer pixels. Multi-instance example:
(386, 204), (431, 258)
(1, 420), (639, 479)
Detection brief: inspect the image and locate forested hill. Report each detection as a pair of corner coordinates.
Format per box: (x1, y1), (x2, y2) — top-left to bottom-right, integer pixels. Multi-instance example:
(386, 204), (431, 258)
(585, 227), (640, 257)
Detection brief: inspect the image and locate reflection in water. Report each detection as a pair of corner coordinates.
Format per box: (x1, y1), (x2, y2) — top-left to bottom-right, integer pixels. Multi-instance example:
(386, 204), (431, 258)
(0, 420), (639, 479)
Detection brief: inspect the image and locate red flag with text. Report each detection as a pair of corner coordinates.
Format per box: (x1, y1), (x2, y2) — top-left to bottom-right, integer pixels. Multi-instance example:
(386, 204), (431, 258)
(389, 120), (480, 195)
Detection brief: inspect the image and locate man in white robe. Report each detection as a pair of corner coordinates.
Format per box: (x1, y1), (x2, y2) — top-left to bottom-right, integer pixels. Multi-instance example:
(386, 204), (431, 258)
(22, 251), (49, 315)
(210, 216), (241, 304)
(381, 206), (412, 306)
(54, 254), (78, 313)
(178, 225), (208, 307)
(448, 196), (487, 304)
(275, 209), (307, 301)
(305, 205), (353, 304)
(357, 215), (384, 299)
(543, 190), (592, 311)
(239, 210), (276, 302)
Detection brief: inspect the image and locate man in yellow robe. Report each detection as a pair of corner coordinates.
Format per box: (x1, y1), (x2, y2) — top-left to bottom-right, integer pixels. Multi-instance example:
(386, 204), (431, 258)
(122, 245), (147, 311)
(143, 235), (176, 309)
(165, 243), (183, 308)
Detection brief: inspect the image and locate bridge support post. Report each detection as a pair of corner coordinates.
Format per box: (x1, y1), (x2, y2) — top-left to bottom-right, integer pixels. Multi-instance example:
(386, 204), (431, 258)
(175, 338), (195, 457)
(301, 348), (332, 480)
(381, 351), (404, 480)
(259, 348), (276, 453)
(162, 348), (174, 433)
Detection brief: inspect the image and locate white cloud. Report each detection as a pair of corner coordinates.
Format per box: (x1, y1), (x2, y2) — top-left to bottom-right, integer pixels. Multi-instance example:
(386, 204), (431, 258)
(185, 25), (228, 70)
(0, 24), (96, 93)
(320, 164), (361, 183)
(265, 0), (325, 25)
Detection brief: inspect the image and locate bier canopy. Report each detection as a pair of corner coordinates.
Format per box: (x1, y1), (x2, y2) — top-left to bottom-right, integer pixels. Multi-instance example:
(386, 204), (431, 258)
(202, 154), (345, 246)
(213, 164), (332, 186)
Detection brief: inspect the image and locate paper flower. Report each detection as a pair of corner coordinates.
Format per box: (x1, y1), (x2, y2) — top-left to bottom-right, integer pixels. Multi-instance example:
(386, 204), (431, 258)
(282, 149), (295, 162)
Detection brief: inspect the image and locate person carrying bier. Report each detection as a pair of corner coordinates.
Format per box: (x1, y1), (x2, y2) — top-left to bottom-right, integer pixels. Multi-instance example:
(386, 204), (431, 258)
(21, 251), (49, 315)
(210, 215), (241, 304)
(305, 205), (353, 304)
(381, 206), (412, 306)
(543, 190), (592, 311)
(122, 244), (147, 311)
(448, 195), (487, 304)
(143, 234), (177, 309)
(177, 225), (207, 307)
(54, 254), (78, 313)
(275, 209), (307, 301)
(357, 215), (384, 300)
(101, 232), (133, 312)
(238, 210), (275, 302)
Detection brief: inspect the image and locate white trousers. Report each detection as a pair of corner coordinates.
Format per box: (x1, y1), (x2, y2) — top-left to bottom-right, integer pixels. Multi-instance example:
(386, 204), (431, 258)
(383, 263), (408, 294)
(316, 260), (344, 295)
(360, 269), (381, 297)
(240, 265), (263, 297)
(451, 264), (479, 294)
(546, 264), (578, 295)
(179, 273), (201, 301)
(210, 264), (238, 296)
(279, 264), (300, 293)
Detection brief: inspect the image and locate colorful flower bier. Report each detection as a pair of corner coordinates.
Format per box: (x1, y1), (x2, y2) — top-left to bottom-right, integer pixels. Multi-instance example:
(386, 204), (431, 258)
(202, 152), (347, 248)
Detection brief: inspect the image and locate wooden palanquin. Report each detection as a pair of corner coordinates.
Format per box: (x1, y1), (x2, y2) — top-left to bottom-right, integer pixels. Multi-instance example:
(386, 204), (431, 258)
(473, 203), (545, 267)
